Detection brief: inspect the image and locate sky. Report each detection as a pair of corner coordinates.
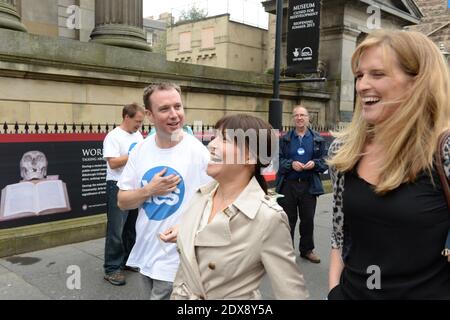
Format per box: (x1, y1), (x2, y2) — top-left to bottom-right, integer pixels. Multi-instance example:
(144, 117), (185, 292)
(143, 0), (269, 29)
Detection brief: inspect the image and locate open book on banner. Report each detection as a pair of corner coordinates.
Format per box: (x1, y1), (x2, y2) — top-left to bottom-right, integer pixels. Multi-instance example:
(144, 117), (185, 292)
(0, 180), (71, 221)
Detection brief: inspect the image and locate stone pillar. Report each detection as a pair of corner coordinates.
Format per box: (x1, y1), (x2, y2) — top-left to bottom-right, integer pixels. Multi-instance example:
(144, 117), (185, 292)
(0, 0), (27, 32)
(90, 0), (150, 51)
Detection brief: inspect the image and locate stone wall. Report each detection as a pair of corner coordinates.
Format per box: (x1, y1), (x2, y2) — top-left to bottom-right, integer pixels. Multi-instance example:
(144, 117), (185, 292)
(20, 0), (58, 37)
(0, 28), (331, 128)
(408, 0), (450, 58)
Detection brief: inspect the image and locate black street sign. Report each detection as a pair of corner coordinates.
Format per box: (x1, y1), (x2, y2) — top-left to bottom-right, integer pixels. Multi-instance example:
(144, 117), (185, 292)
(286, 0), (321, 75)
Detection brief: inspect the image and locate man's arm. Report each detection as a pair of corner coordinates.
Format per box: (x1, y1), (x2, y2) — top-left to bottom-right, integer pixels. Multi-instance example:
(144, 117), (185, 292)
(118, 188), (151, 210)
(278, 136), (293, 175)
(117, 167), (181, 210)
(311, 138), (328, 173)
(106, 156), (128, 170)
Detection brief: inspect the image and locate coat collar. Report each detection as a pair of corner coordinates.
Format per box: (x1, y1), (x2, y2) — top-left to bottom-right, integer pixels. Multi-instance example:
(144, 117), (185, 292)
(194, 177), (265, 247)
(293, 128), (312, 139)
(232, 177), (265, 220)
(198, 177), (265, 220)
(282, 128), (324, 143)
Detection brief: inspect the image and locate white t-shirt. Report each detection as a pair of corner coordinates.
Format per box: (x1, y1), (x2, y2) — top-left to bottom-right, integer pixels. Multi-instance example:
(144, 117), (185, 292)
(103, 127), (144, 181)
(117, 133), (212, 282)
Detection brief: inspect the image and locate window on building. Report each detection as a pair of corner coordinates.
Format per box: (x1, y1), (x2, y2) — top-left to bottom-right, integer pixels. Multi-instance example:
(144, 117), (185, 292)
(201, 28), (214, 49)
(146, 32), (153, 46)
(179, 32), (191, 52)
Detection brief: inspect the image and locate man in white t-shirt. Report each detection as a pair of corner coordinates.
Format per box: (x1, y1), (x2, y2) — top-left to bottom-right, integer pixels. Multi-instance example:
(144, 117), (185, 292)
(117, 83), (211, 300)
(103, 103), (144, 286)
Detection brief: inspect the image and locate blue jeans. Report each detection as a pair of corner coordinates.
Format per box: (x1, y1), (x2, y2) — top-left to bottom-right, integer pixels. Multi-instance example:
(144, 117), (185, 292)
(104, 180), (138, 275)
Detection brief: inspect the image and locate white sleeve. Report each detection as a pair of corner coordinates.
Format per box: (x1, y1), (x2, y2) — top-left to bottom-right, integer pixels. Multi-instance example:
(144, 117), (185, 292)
(117, 149), (139, 191)
(103, 133), (120, 159)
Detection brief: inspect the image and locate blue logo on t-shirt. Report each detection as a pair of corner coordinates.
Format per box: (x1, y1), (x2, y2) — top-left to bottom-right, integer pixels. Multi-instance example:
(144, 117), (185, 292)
(140, 166), (185, 221)
(128, 142), (138, 154)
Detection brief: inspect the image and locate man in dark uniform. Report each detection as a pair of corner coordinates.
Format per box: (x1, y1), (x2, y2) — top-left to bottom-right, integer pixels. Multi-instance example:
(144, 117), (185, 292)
(276, 105), (328, 263)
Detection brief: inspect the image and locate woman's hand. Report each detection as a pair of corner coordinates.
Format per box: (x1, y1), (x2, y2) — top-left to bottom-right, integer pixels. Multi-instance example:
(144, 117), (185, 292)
(159, 225), (179, 243)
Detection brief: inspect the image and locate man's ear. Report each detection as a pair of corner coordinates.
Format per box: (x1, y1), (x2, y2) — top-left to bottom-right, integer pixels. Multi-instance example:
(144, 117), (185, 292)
(145, 109), (153, 123)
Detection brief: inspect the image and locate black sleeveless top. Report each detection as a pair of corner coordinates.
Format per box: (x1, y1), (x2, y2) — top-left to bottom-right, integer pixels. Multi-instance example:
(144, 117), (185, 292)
(340, 169), (450, 299)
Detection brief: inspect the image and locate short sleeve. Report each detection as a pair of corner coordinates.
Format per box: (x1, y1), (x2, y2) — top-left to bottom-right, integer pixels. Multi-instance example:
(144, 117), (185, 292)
(117, 148), (139, 190)
(103, 132), (120, 159)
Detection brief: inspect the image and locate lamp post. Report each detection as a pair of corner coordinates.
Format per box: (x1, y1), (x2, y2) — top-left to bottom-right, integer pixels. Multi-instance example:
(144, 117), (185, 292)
(268, 0), (283, 131)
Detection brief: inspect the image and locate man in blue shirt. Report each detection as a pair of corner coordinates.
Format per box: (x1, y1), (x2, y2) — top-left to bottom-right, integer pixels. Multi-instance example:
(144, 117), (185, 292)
(275, 105), (328, 263)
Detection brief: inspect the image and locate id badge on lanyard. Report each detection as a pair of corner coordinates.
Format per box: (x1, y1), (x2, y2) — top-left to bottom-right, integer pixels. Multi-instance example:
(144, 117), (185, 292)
(297, 136), (305, 156)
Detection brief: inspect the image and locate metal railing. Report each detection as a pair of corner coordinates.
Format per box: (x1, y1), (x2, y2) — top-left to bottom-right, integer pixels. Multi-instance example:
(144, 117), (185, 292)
(0, 122), (345, 137)
(0, 122), (146, 134)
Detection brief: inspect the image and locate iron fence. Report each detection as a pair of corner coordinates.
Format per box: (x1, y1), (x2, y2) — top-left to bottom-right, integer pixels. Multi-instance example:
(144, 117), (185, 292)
(0, 122), (345, 137)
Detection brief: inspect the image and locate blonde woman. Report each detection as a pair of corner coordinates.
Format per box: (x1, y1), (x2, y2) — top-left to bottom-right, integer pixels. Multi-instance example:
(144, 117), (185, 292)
(327, 30), (450, 299)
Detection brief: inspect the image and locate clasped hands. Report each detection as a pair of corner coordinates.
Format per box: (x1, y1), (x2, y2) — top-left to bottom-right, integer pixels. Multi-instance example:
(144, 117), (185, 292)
(292, 160), (315, 171)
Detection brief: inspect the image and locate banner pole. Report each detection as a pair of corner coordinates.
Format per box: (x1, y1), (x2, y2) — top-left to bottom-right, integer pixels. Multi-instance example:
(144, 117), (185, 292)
(268, 0), (283, 130)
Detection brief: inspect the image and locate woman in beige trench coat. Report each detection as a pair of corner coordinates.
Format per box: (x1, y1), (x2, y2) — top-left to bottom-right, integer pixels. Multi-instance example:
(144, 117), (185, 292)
(160, 114), (309, 300)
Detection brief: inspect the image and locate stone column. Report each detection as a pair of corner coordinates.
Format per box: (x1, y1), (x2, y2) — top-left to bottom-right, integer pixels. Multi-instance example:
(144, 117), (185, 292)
(90, 0), (150, 51)
(0, 0), (27, 32)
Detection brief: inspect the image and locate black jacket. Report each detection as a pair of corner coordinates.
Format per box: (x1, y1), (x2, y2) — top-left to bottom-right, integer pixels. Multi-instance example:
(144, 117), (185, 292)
(275, 128), (328, 195)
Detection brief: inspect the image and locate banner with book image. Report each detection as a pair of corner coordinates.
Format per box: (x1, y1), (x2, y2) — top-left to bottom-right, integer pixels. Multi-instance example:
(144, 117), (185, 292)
(0, 134), (108, 229)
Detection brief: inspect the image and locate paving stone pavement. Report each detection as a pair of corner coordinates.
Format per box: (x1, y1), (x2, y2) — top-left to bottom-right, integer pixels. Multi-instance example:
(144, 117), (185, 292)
(0, 193), (333, 300)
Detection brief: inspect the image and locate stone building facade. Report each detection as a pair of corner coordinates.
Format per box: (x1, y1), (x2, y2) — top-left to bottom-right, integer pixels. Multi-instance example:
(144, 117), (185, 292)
(407, 0), (450, 62)
(143, 12), (171, 55)
(0, 0), (313, 130)
(3, 0), (445, 130)
(262, 0), (423, 124)
(166, 14), (269, 73)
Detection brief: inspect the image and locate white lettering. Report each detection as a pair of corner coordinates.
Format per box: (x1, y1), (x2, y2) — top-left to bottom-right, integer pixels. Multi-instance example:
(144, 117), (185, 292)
(66, 5), (81, 30)
(66, 265), (81, 290)
(367, 5), (381, 30)
(367, 265), (381, 289)
(82, 149), (103, 157)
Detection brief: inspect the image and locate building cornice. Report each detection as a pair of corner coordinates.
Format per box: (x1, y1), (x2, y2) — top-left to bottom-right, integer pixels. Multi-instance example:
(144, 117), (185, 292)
(262, 0), (422, 25)
(359, 0), (421, 24)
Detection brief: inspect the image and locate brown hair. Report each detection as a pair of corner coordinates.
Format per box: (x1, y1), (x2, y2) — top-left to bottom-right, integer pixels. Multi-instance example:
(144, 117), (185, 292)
(214, 114), (275, 194)
(122, 103), (145, 119)
(142, 83), (182, 111)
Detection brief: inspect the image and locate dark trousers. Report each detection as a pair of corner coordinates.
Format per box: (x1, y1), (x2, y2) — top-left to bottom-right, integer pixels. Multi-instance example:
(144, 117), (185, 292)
(278, 179), (317, 255)
(104, 180), (138, 275)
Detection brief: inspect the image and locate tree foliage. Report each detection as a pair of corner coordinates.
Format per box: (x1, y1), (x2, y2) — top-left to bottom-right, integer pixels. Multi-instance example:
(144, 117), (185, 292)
(177, 5), (207, 23)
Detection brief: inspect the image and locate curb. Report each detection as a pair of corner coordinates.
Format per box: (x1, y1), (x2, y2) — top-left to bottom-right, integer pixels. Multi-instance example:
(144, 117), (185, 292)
(0, 214), (106, 258)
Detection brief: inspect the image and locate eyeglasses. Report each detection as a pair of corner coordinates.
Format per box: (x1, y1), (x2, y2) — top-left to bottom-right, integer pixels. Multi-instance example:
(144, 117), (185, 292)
(294, 114), (309, 118)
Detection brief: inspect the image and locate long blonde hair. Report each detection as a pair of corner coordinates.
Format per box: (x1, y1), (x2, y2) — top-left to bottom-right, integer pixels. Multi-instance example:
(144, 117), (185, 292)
(328, 30), (450, 194)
